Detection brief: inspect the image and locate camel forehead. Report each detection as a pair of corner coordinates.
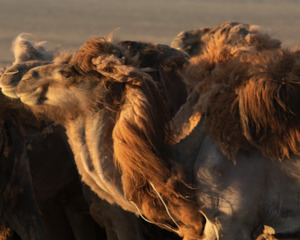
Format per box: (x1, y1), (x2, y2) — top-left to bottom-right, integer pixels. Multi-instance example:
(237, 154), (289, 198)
(21, 63), (93, 89)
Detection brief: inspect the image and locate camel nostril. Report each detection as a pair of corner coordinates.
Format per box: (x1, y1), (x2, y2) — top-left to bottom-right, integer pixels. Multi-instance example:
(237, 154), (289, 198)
(31, 70), (39, 78)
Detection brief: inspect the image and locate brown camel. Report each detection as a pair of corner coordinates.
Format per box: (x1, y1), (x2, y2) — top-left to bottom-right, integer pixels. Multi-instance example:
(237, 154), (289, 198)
(1, 36), (205, 239)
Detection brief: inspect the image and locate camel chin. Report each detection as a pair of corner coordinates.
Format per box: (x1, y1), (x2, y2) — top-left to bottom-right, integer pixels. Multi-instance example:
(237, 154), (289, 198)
(0, 87), (19, 98)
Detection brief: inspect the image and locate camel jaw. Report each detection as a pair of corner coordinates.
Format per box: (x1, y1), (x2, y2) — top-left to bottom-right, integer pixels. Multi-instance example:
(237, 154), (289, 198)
(17, 86), (46, 106)
(0, 71), (20, 98)
(0, 86), (19, 98)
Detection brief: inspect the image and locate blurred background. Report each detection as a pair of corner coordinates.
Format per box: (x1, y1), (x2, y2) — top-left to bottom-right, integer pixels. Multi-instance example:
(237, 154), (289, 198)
(0, 0), (299, 65)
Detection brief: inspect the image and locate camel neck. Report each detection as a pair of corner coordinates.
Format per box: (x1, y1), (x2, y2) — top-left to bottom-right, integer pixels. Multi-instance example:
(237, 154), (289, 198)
(64, 112), (137, 213)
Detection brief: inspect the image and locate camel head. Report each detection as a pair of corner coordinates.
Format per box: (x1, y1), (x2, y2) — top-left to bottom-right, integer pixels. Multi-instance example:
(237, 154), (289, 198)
(16, 58), (106, 121)
(1, 60), (50, 98)
(0, 33), (53, 99)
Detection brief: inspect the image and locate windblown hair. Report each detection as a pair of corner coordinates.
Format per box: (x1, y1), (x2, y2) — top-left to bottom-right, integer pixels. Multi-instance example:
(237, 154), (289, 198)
(185, 25), (300, 161)
(69, 38), (204, 239)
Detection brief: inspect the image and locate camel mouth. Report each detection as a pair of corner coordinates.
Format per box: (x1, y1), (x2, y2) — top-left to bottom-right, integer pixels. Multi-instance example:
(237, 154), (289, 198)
(17, 86), (46, 106)
(0, 87), (19, 98)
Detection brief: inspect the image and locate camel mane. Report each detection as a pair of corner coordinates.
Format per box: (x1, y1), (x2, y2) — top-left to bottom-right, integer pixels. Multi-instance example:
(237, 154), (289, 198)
(185, 25), (300, 161)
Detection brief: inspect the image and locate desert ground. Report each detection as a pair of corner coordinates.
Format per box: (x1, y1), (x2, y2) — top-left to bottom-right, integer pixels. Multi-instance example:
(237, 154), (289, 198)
(0, 0), (300, 64)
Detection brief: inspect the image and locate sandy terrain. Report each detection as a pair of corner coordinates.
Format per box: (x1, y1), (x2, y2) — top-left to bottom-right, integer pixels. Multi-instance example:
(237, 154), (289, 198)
(0, 0), (300, 65)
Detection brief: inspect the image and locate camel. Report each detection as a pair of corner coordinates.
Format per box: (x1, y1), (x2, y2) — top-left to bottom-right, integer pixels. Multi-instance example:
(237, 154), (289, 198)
(1, 34), (192, 239)
(0, 34), (207, 239)
(170, 22), (300, 239)
(171, 22), (298, 160)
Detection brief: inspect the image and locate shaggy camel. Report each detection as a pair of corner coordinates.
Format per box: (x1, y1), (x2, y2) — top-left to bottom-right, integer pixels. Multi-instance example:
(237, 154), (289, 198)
(0, 36), (206, 239)
(1, 34), (181, 240)
(171, 22), (300, 239)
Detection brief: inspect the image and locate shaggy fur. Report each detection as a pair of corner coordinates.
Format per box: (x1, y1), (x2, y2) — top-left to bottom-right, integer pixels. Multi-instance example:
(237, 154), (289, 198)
(184, 22), (281, 89)
(184, 22), (300, 161)
(171, 22), (281, 59)
(13, 37), (204, 239)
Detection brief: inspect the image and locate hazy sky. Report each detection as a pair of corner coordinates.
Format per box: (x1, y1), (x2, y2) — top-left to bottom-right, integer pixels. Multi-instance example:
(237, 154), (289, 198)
(1, 0), (299, 63)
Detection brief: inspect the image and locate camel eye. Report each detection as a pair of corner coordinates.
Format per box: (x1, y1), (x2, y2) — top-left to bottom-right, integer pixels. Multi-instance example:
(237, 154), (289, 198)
(59, 69), (74, 80)
(62, 71), (72, 79)
(60, 65), (77, 80)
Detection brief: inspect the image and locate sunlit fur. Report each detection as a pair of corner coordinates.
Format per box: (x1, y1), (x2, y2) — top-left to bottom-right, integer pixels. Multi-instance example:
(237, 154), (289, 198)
(182, 22), (300, 161)
(171, 22), (281, 60)
(14, 38), (204, 239)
